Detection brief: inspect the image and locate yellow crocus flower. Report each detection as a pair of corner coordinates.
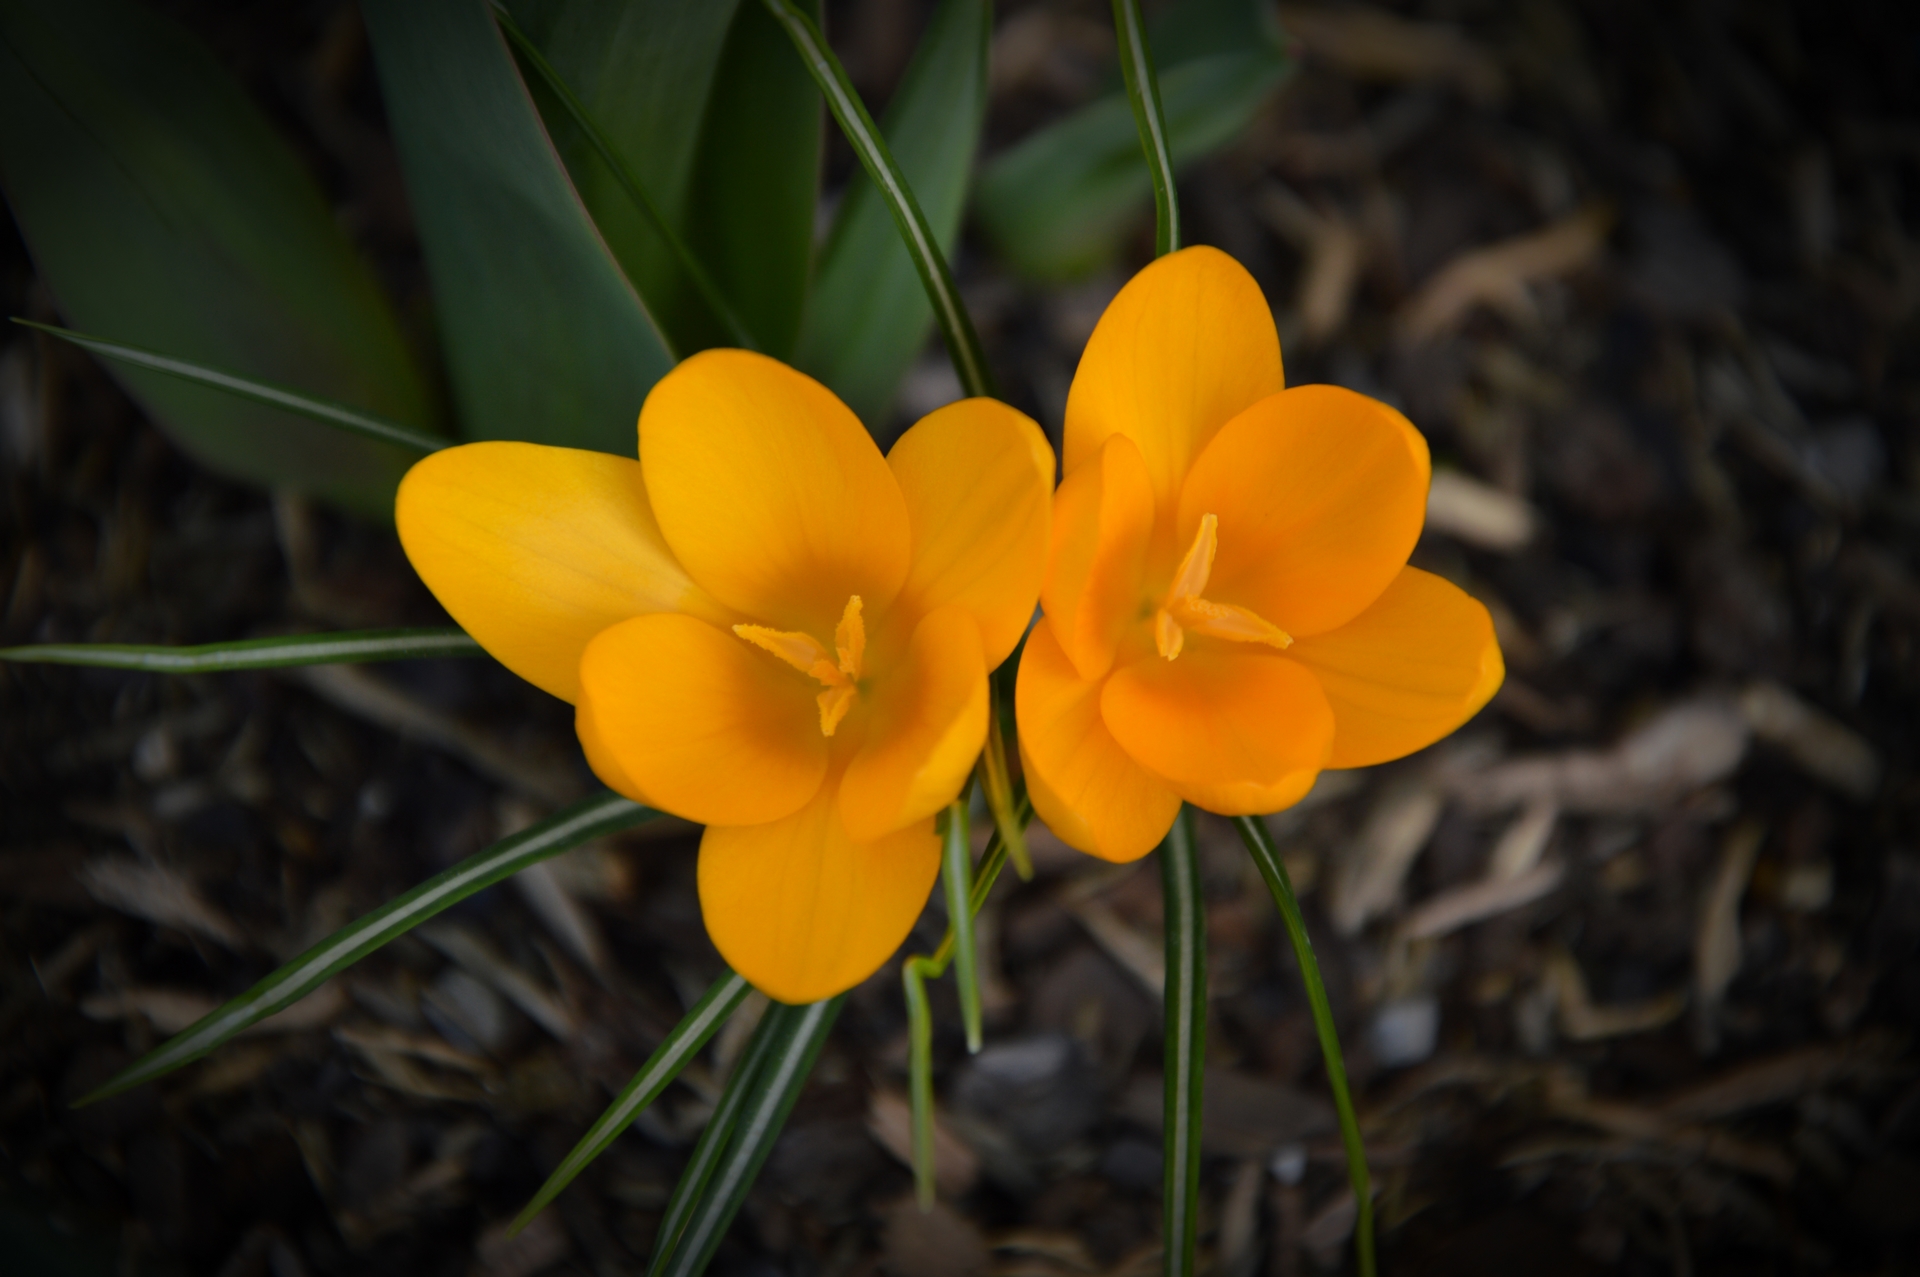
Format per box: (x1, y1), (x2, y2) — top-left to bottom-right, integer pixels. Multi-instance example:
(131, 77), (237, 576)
(1018, 247), (1504, 862)
(396, 350), (1053, 1003)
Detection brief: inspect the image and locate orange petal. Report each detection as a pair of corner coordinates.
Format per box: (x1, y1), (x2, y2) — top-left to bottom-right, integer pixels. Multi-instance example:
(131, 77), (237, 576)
(1178, 384), (1430, 638)
(887, 398), (1055, 669)
(1015, 619), (1179, 862)
(396, 442), (724, 703)
(1288, 566), (1503, 768)
(1041, 433), (1156, 682)
(841, 607), (988, 842)
(577, 613), (827, 826)
(699, 773), (940, 1004)
(640, 349), (911, 632)
(1064, 246), (1284, 509)
(1100, 649), (1333, 816)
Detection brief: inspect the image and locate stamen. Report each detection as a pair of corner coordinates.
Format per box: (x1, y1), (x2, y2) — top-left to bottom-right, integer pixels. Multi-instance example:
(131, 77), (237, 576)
(733, 595), (868, 736)
(1153, 513), (1291, 660)
(834, 595), (865, 682)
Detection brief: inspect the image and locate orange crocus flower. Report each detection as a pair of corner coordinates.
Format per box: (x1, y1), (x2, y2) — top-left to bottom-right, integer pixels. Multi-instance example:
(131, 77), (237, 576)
(1017, 247), (1503, 862)
(396, 350), (1053, 1003)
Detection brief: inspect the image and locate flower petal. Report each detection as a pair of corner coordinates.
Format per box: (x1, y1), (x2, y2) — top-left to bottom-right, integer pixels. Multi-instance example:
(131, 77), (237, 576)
(1288, 566), (1504, 768)
(1178, 384), (1430, 638)
(396, 441), (723, 703)
(640, 349), (911, 632)
(1015, 619), (1180, 862)
(1064, 246), (1284, 508)
(699, 774), (940, 1004)
(841, 607), (988, 842)
(1041, 433), (1156, 682)
(1100, 648), (1333, 815)
(577, 613), (827, 826)
(887, 398), (1055, 669)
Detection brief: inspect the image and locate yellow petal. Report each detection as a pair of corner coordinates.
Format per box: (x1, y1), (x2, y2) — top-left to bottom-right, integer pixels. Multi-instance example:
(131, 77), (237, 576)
(640, 349), (910, 633)
(887, 398), (1055, 669)
(1015, 619), (1180, 862)
(577, 613), (827, 826)
(1288, 566), (1504, 768)
(1064, 246), (1284, 509)
(1178, 384), (1430, 638)
(841, 607), (988, 842)
(1100, 649), (1333, 815)
(1041, 433), (1156, 682)
(699, 772), (940, 1004)
(395, 442), (722, 703)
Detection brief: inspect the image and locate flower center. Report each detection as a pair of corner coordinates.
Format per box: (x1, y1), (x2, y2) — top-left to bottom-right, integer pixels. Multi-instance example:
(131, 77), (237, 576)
(1154, 514), (1293, 661)
(733, 595), (867, 735)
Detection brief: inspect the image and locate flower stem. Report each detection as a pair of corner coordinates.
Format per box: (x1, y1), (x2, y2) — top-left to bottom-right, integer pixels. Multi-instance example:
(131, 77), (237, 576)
(1110, 0), (1181, 256)
(1160, 806), (1204, 1277)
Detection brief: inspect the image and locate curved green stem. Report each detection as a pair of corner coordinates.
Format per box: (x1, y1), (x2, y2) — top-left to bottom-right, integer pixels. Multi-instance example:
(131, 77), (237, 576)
(1, 628), (480, 672)
(1160, 807), (1205, 1277)
(1110, 0), (1181, 256)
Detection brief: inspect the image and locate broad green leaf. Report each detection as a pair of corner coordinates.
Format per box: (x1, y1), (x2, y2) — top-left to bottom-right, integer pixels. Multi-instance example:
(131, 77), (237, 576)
(509, 0), (822, 358)
(79, 792), (655, 1104)
(514, 970), (752, 1230)
(0, 629), (478, 673)
(793, 0), (990, 426)
(0, 0), (437, 516)
(361, 0), (672, 454)
(975, 0), (1291, 280)
(1161, 808), (1205, 1277)
(16, 322), (446, 455)
(652, 997), (844, 1277)
(1237, 814), (1376, 1277)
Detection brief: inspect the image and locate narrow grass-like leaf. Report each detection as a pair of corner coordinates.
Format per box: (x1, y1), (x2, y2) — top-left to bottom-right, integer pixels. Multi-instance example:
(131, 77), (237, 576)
(979, 697), (1034, 882)
(793, 0), (989, 426)
(12, 321), (443, 454)
(361, 0), (672, 453)
(78, 792), (654, 1105)
(938, 802), (981, 1053)
(515, 970), (751, 1231)
(1236, 814), (1375, 1277)
(0, 629), (479, 673)
(0, 0), (438, 513)
(652, 997), (845, 1277)
(1160, 807), (1205, 1277)
(760, 0), (994, 401)
(1112, 0), (1180, 256)
(488, 4), (755, 354)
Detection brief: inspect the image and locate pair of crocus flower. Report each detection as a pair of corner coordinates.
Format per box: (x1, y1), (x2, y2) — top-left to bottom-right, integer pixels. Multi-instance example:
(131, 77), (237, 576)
(398, 248), (1502, 1005)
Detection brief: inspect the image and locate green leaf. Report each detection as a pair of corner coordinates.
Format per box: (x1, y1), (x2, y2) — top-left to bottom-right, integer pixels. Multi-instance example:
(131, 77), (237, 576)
(14, 322), (446, 455)
(762, 0), (993, 403)
(515, 970), (752, 1230)
(793, 0), (990, 426)
(0, 629), (478, 673)
(360, 0), (672, 454)
(1236, 814), (1375, 1277)
(78, 792), (655, 1104)
(0, 0), (438, 515)
(1111, 0), (1181, 257)
(938, 801), (982, 1055)
(652, 997), (844, 1277)
(1160, 807), (1205, 1277)
(507, 0), (819, 359)
(975, 0), (1291, 280)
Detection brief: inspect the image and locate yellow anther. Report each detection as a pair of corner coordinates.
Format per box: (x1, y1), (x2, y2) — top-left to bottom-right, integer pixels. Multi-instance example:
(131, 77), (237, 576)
(733, 595), (867, 735)
(1154, 515), (1291, 660)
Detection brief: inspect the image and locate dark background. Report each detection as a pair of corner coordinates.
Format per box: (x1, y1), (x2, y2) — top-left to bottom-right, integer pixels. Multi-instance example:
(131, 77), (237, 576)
(4, 1), (1920, 1274)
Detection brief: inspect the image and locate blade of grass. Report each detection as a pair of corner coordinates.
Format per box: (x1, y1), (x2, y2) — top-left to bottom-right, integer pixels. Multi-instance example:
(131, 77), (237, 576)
(978, 695), (1033, 881)
(516, 970), (752, 1231)
(652, 996), (845, 1277)
(757, 0), (993, 401)
(78, 791), (654, 1105)
(1160, 807), (1205, 1277)
(487, 3), (756, 353)
(1235, 814), (1374, 1277)
(12, 321), (446, 454)
(1111, 0), (1181, 255)
(1, 629), (479, 672)
(938, 801), (981, 1053)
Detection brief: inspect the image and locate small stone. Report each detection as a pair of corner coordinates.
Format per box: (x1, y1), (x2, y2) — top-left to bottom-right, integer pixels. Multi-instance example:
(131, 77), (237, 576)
(1370, 995), (1440, 1069)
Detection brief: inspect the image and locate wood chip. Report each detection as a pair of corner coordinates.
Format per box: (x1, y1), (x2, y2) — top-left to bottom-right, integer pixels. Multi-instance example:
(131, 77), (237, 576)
(1544, 949), (1686, 1042)
(1694, 821), (1764, 1049)
(471, 1210), (569, 1277)
(79, 855), (246, 949)
(1326, 779), (1445, 935)
(1487, 798), (1558, 880)
(1064, 896), (1164, 998)
(418, 923), (575, 1041)
(1398, 207), (1611, 342)
(868, 1090), (981, 1201)
(880, 1195), (990, 1277)
(1277, 4), (1505, 103)
(1738, 681), (1882, 799)
(1654, 1036), (1901, 1124)
(81, 979), (345, 1036)
(1425, 469), (1538, 551)
(1400, 858), (1566, 941)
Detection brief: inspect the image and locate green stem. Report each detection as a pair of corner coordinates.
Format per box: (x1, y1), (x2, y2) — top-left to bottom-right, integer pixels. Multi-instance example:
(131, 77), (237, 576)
(1110, 0), (1181, 256)
(939, 801), (982, 1053)
(488, 3), (758, 354)
(759, 0), (995, 400)
(1235, 814), (1374, 1277)
(0, 628), (480, 672)
(978, 694), (1034, 881)
(1160, 807), (1204, 1277)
